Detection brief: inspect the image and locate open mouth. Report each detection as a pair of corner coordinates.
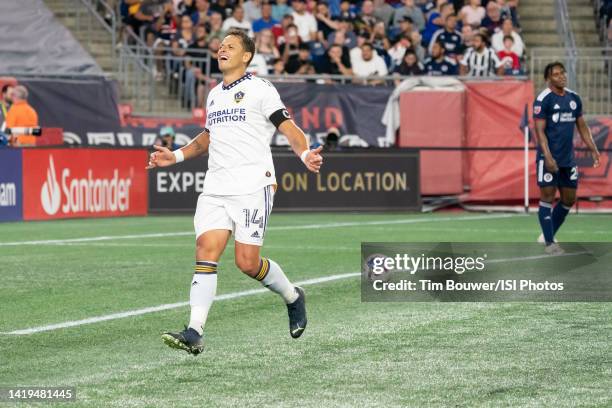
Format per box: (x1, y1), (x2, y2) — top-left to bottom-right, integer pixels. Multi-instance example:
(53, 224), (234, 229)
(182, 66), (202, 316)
(219, 55), (229, 61)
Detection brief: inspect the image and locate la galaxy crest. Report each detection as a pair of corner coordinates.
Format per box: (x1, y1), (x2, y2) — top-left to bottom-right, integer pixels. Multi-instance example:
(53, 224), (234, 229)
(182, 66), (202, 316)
(234, 91), (245, 104)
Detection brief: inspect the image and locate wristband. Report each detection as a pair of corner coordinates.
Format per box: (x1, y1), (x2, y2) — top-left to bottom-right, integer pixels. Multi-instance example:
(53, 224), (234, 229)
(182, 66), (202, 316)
(173, 149), (185, 163)
(300, 150), (309, 163)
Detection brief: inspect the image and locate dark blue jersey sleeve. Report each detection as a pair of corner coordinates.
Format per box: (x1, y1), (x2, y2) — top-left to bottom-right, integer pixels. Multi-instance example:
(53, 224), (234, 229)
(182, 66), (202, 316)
(533, 93), (548, 120)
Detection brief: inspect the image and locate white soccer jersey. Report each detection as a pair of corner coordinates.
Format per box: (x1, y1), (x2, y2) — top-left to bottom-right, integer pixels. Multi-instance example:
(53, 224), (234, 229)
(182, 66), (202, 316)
(203, 73), (286, 195)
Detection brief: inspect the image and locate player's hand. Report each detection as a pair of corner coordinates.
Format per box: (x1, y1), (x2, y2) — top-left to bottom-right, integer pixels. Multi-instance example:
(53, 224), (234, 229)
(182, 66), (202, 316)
(146, 145), (176, 169)
(544, 156), (559, 173)
(304, 146), (323, 173)
(591, 150), (601, 168)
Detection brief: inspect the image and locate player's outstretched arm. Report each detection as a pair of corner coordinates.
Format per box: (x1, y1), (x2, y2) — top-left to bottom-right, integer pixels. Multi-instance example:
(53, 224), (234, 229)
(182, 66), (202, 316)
(278, 120), (323, 173)
(535, 118), (558, 173)
(146, 129), (210, 169)
(576, 116), (600, 168)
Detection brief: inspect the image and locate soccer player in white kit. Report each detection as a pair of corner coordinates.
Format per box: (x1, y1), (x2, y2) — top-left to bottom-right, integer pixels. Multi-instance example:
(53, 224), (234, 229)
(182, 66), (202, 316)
(147, 29), (323, 355)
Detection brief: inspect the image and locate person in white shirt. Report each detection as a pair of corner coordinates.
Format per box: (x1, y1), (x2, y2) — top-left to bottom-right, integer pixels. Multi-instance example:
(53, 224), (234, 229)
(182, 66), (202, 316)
(351, 42), (389, 78)
(491, 18), (524, 57)
(148, 29), (323, 355)
(291, 0), (318, 42)
(221, 6), (255, 38)
(242, 0), (262, 22)
(460, 0), (486, 27)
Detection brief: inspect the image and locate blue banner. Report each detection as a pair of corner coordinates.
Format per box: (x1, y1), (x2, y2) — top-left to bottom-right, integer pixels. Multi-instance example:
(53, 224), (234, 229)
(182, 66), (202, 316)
(0, 149), (23, 222)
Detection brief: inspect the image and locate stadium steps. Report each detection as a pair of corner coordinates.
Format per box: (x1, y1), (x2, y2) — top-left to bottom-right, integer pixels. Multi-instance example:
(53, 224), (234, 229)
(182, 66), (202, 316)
(42, 0), (188, 115)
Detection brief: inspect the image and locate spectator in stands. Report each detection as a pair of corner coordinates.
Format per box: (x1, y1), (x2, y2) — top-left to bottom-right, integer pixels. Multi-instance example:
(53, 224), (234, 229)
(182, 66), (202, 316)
(328, 24), (357, 50)
(388, 35), (414, 68)
(459, 33), (503, 76)
(393, 49), (424, 75)
(256, 29), (281, 72)
(253, 3), (278, 33)
(280, 24), (302, 73)
(422, 1), (454, 46)
(184, 23), (210, 107)
(337, 0), (358, 22)
(177, 0), (197, 17)
(493, 0), (519, 26)
(497, 35), (521, 75)
(330, 30), (353, 61)
(481, 1), (503, 34)
(393, 0), (426, 32)
(222, 6), (254, 37)
(369, 21), (391, 53)
(372, 0), (395, 27)
(272, 58), (288, 75)
(207, 11), (225, 40)
(459, 0), (485, 27)
(247, 53), (270, 74)
(272, 0), (293, 22)
(424, 40), (459, 75)
(315, 1), (339, 44)
(191, 0), (210, 25)
(292, 0), (318, 42)
(209, 0), (232, 18)
(429, 13), (463, 58)
(0, 85), (13, 130)
(351, 42), (388, 82)
(461, 23), (475, 49)
(243, 0), (262, 22)
(317, 44), (353, 76)
(491, 18), (523, 57)
(390, 16), (415, 42)
(294, 43), (317, 74)
(410, 30), (426, 61)
(6, 86), (39, 147)
(172, 14), (195, 57)
(151, 1), (178, 80)
(122, 0), (155, 40)
(355, 0), (380, 34)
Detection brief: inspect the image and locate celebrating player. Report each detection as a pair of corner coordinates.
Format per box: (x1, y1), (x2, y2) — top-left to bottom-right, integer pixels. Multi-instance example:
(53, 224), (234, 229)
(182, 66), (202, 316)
(533, 62), (600, 254)
(147, 29), (323, 355)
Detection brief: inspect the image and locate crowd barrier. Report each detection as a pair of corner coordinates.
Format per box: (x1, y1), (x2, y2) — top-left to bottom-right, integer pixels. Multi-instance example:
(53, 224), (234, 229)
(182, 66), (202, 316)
(0, 148), (421, 222)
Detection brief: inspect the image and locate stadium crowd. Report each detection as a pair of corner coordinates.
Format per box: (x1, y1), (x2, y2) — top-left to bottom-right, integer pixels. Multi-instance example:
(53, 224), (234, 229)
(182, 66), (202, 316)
(120, 0), (524, 77)
(118, 0), (524, 105)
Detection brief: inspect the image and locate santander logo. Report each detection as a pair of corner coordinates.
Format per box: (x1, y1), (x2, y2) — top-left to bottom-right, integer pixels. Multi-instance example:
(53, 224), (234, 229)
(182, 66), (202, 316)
(39, 154), (133, 216)
(41, 155), (61, 215)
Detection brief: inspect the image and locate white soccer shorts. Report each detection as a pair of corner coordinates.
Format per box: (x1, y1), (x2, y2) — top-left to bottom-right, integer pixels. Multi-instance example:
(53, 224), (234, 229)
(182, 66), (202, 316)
(194, 185), (274, 246)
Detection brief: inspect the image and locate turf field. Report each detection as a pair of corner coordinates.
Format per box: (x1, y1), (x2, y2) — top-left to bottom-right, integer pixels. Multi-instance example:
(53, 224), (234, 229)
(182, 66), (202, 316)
(1, 212), (611, 407)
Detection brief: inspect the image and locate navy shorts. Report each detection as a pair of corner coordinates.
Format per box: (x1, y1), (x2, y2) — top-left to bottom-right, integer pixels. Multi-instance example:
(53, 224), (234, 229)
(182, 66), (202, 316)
(536, 159), (578, 189)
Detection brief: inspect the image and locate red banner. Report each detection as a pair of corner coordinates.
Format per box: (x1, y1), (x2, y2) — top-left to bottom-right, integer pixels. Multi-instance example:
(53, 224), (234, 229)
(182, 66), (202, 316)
(23, 149), (148, 220)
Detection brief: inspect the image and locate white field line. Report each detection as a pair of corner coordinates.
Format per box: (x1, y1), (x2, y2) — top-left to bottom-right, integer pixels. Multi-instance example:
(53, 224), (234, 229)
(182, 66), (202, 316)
(1, 248), (589, 336)
(1, 272), (360, 335)
(0, 214), (517, 246)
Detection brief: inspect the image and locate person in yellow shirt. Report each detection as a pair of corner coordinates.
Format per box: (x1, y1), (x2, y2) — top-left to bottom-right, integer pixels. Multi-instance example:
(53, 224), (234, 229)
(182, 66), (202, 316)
(6, 85), (39, 147)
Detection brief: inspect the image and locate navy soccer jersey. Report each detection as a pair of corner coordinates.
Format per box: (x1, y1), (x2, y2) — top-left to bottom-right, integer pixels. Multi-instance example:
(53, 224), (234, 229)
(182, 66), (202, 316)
(533, 87), (582, 167)
(429, 29), (463, 56)
(424, 57), (458, 76)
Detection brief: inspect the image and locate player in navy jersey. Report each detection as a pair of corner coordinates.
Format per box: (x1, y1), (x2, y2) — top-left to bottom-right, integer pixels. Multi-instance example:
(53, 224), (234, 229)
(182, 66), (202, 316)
(533, 62), (600, 254)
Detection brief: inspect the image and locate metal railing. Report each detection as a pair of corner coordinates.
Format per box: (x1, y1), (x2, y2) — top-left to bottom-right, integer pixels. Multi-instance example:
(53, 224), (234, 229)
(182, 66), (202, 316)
(51, 0), (117, 70)
(117, 46), (212, 113)
(554, 0), (578, 89)
(529, 48), (612, 115)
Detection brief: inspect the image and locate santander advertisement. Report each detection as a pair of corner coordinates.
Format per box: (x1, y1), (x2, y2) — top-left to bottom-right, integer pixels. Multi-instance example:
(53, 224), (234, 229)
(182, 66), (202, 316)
(23, 149), (148, 220)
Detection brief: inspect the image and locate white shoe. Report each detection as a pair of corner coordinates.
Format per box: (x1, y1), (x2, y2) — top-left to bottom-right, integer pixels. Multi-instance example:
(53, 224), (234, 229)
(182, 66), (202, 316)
(537, 233), (557, 244)
(544, 243), (565, 255)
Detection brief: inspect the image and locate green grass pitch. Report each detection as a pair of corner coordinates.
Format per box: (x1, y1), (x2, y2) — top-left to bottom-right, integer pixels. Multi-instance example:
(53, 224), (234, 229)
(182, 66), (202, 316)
(1, 212), (611, 407)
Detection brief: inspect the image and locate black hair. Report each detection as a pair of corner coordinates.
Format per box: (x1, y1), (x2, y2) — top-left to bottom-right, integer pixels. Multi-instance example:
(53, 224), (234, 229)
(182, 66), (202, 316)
(225, 29), (255, 66)
(503, 35), (514, 43)
(1, 84), (11, 94)
(544, 61), (565, 80)
(361, 42), (374, 50)
(433, 40), (445, 52)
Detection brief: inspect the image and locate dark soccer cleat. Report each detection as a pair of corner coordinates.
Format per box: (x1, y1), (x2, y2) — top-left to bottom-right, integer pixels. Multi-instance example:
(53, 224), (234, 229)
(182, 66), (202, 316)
(287, 286), (307, 338)
(161, 326), (204, 355)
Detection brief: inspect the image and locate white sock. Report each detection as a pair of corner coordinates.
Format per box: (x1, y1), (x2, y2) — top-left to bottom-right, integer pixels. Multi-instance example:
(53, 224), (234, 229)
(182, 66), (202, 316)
(255, 258), (298, 304)
(188, 261), (218, 335)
